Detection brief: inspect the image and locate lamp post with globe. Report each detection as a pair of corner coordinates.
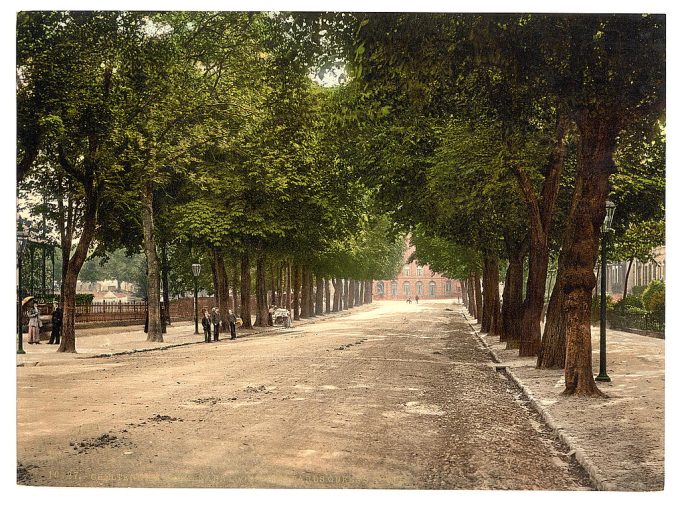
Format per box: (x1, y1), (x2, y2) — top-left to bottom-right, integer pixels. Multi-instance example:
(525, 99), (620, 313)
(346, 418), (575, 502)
(596, 200), (616, 382)
(17, 227), (29, 354)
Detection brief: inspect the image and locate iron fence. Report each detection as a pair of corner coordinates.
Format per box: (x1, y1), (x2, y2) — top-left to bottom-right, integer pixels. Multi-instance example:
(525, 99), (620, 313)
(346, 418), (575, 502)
(608, 310), (665, 333)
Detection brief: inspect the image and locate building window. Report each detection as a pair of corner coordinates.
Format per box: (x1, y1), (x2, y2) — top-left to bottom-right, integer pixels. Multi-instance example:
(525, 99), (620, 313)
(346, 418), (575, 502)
(391, 281), (398, 297)
(429, 281), (436, 297)
(445, 280), (452, 293)
(403, 281), (411, 297)
(403, 265), (411, 276)
(416, 281), (423, 296)
(377, 281), (385, 295)
(417, 266), (423, 277)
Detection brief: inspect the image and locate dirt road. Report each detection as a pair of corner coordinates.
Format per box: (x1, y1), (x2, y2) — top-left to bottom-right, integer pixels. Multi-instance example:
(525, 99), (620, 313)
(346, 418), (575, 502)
(17, 300), (591, 489)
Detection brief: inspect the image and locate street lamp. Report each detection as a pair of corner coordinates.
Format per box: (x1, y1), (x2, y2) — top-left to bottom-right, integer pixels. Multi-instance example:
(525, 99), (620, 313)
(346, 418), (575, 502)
(17, 227), (29, 354)
(596, 200), (616, 382)
(192, 263), (201, 335)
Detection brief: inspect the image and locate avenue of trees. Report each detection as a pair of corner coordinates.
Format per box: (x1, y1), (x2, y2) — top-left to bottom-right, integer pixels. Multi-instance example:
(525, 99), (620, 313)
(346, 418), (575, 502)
(18, 12), (664, 397)
(17, 11), (404, 352)
(339, 13), (665, 396)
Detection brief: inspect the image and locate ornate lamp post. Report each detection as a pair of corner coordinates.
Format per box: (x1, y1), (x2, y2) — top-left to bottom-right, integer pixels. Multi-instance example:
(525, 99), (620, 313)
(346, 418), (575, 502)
(17, 227), (29, 354)
(596, 200), (616, 382)
(192, 263), (201, 335)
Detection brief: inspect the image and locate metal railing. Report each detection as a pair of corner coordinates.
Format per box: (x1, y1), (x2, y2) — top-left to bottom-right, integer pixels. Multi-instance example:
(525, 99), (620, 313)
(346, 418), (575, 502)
(608, 310), (665, 333)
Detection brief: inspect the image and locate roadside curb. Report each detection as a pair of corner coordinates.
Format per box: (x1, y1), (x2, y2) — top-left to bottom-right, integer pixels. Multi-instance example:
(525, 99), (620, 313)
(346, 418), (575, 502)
(17, 304), (372, 366)
(460, 310), (613, 492)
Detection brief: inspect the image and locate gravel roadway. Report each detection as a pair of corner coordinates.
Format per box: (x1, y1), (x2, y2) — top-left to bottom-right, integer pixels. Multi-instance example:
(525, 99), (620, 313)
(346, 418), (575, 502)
(17, 300), (592, 489)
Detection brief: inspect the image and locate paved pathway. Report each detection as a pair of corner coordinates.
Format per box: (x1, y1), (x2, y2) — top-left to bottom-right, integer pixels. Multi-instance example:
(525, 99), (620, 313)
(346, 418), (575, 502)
(17, 301), (588, 489)
(467, 312), (664, 491)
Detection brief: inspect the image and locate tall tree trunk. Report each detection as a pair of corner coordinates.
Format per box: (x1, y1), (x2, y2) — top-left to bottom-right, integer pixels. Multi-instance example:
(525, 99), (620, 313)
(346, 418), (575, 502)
(58, 191), (97, 353)
(473, 272), (483, 323)
(232, 259), (240, 318)
(538, 261), (567, 369)
(277, 263), (284, 306)
(560, 113), (618, 396)
(255, 251), (268, 326)
(324, 277), (331, 313)
(461, 279), (468, 308)
(141, 182), (162, 342)
(300, 268), (309, 318)
(214, 251), (229, 330)
(622, 257), (633, 300)
(210, 259), (218, 308)
(269, 262), (276, 306)
(465, 276), (472, 315)
(240, 253), (252, 329)
(519, 237), (549, 356)
(363, 280), (370, 304)
(358, 281), (364, 306)
(483, 256), (501, 336)
(332, 278), (339, 312)
(512, 112), (566, 357)
(348, 279), (355, 309)
(286, 261), (292, 311)
(293, 264), (301, 320)
(315, 273), (324, 315)
(502, 254), (525, 347)
(342, 278), (348, 310)
(343, 278), (349, 310)
(480, 258), (492, 333)
(308, 269), (316, 317)
(161, 241), (171, 325)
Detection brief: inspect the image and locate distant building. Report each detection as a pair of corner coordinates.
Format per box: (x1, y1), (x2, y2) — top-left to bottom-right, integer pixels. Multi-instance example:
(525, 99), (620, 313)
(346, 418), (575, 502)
(606, 246), (665, 297)
(92, 291), (129, 304)
(373, 238), (462, 301)
(76, 279), (136, 293)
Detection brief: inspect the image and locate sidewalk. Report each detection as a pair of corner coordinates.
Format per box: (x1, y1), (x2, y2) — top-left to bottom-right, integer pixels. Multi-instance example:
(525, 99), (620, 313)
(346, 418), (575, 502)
(16, 305), (371, 368)
(463, 310), (664, 491)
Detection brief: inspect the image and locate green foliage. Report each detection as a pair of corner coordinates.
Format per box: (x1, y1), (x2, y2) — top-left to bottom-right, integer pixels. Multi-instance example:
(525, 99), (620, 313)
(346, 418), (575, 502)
(42, 293), (95, 305)
(17, 11), (665, 318)
(591, 294), (615, 322)
(631, 285), (647, 297)
(614, 294), (644, 312)
(641, 280), (665, 314)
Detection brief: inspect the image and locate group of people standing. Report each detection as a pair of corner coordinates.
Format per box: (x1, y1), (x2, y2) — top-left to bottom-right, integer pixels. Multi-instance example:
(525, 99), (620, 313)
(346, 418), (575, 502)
(201, 307), (237, 343)
(25, 301), (63, 345)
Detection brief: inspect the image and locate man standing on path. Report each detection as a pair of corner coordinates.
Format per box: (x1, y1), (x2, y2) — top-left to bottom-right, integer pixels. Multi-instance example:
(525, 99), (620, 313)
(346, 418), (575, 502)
(228, 309), (237, 339)
(211, 307), (221, 341)
(49, 302), (62, 345)
(202, 308), (212, 342)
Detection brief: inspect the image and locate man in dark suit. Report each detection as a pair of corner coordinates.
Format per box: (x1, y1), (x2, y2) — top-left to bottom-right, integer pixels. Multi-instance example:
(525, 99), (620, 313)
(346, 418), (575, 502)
(49, 302), (63, 344)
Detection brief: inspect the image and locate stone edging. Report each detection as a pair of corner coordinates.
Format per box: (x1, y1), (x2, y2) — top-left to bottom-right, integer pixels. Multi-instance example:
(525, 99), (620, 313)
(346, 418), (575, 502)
(460, 310), (613, 492)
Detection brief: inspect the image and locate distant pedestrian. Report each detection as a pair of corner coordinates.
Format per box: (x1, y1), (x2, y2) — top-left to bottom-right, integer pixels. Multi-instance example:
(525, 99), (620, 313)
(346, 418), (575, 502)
(406, 297), (412, 304)
(49, 302), (62, 345)
(228, 309), (237, 340)
(415, 295), (419, 304)
(27, 302), (41, 344)
(211, 307), (221, 341)
(202, 308), (212, 342)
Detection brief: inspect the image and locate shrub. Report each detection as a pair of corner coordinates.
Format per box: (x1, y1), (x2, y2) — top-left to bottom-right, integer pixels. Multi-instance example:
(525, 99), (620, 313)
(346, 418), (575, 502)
(591, 294), (615, 321)
(30, 293), (95, 305)
(625, 306), (648, 315)
(642, 280), (665, 314)
(614, 294), (644, 312)
(631, 284), (647, 297)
